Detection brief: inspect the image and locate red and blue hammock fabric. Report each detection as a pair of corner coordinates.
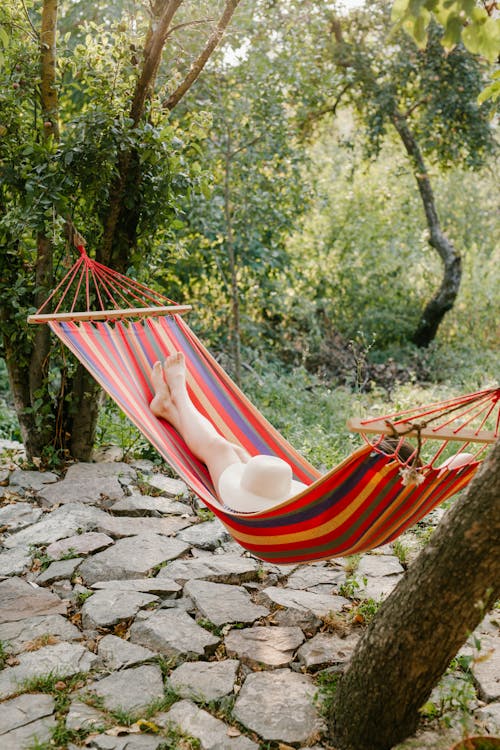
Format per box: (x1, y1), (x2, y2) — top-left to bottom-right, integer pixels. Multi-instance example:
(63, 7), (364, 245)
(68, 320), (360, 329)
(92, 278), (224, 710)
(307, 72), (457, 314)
(47, 313), (481, 564)
(29, 246), (497, 564)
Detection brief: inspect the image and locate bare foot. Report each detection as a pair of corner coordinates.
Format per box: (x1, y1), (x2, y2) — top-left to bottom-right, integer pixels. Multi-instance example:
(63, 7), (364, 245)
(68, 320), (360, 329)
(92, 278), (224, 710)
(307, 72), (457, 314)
(163, 352), (187, 396)
(149, 361), (180, 429)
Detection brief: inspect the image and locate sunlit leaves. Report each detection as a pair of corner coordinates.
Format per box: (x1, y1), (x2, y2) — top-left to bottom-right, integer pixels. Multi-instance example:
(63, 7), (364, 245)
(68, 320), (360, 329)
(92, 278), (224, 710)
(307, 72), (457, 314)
(391, 0), (500, 62)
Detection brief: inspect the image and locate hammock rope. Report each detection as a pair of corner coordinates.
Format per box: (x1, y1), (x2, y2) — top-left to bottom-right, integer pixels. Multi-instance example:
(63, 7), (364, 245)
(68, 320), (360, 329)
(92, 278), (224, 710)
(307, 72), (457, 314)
(27, 244), (499, 563)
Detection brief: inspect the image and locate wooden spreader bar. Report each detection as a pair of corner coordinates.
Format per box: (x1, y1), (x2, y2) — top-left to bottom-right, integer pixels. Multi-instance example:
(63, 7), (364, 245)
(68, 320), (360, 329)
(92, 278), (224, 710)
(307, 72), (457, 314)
(347, 418), (497, 445)
(28, 305), (192, 324)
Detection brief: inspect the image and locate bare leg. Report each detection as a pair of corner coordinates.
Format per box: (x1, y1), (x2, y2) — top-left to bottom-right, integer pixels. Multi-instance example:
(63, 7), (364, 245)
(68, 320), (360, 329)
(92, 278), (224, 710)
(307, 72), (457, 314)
(150, 353), (248, 491)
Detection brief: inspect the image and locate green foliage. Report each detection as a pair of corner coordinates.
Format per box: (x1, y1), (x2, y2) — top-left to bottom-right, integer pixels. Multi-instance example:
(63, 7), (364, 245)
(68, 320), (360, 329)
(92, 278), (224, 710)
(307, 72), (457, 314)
(392, 0), (500, 63)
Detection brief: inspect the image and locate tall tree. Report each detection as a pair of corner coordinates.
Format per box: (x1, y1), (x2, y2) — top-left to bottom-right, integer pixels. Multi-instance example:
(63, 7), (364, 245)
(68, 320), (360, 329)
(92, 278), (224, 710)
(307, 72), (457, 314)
(328, 437), (500, 750)
(0, 0), (240, 462)
(292, 1), (495, 347)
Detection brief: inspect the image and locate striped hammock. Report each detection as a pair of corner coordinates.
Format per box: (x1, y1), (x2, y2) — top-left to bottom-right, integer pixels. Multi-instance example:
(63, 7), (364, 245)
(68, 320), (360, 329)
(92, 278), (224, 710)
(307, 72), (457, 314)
(29, 247), (497, 564)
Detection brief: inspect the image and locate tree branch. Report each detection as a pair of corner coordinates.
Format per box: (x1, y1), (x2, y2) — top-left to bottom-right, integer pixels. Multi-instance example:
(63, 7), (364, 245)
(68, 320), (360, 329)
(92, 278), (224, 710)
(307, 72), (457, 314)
(164, 0), (242, 112)
(300, 82), (352, 134)
(166, 18), (215, 38)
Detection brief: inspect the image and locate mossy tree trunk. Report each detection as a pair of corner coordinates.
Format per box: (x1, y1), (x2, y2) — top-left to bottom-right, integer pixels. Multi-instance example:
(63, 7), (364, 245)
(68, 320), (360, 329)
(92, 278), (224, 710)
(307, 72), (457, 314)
(329, 438), (500, 750)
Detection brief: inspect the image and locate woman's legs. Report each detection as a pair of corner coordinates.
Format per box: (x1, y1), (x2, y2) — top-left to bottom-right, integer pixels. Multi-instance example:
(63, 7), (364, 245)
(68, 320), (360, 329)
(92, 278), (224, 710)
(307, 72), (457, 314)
(150, 352), (248, 490)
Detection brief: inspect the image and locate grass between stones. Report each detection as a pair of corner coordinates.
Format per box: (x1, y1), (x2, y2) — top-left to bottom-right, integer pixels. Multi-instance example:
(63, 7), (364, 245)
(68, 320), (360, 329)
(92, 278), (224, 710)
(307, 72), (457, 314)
(15, 670), (201, 750)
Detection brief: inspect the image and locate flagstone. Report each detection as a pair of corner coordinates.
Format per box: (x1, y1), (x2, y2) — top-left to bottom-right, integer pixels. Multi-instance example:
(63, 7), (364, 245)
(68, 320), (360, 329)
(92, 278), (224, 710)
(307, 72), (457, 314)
(0, 614), (81, 654)
(261, 586), (349, 617)
(81, 589), (159, 628)
(97, 634), (156, 670)
(91, 578), (181, 597)
(37, 461), (135, 507)
(168, 659), (239, 701)
(297, 632), (360, 671)
(46, 531), (114, 559)
(0, 577), (67, 623)
(65, 699), (108, 731)
(159, 699), (259, 750)
(77, 534), (190, 585)
(0, 546), (32, 577)
(110, 494), (191, 516)
(0, 692), (55, 735)
(9, 469), (59, 492)
(285, 562), (346, 592)
(177, 519), (231, 550)
(225, 626), (304, 668)
(0, 642), (98, 699)
(184, 580), (269, 626)
(80, 664), (164, 713)
(35, 557), (84, 585)
(143, 474), (189, 497)
(157, 554), (259, 584)
(356, 553), (404, 578)
(94, 514), (191, 538)
(233, 668), (323, 744)
(3, 503), (102, 549)
(0, 501), (43, 531)
(129, 609), (219, 662)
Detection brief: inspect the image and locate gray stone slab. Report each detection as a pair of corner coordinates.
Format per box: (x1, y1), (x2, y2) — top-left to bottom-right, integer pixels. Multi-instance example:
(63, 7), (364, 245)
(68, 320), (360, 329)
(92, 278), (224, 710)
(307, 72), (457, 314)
(286, 562), (346, 592)
(129, 609), (219, 663)
(9, 469), (59, 491)
(157, 554), (259, 585)
(91, 578), (181, 597)
(46, 531), (114, 559)
(94, 514), (190, 539)
(0, 716), (57, 750)
(160, 699), (259, 750)
(3, 503), (102, 549)
(81, 589), (159, 628)
(78, 534), (190, 585)
(261, 586), (349, 617)
(143, 474), (188, 497)
(184, 580), (269, 626)
(470, 634), (500, 701)
(85, 734), (165, 749)
(110, 494), (191, 516)
(0, 577), (67, 623)
(0, 692), (54, 734)
(0, 642), (98, 699)
(0, 501), (43, 531)
(297, 632), (360, 671)
(97, 634), (156, 670)
(35, 557), (83, 585)
(356, 553), (404, 578)
(0, 614), (81, 654)
(357, 575), (403, 600)
(37, 461), (135, 506)
(80, 664), (164, 713)
(0, 547), (32, 577)
(177, 519), (230, 550)
(475, 700), (500, 732)
(168, 659), (239, 701)
(225, 626), (304, 668)
(273, 608), (322, 637)
(65, 699), (108, 731)
(233, 668), (322, 744)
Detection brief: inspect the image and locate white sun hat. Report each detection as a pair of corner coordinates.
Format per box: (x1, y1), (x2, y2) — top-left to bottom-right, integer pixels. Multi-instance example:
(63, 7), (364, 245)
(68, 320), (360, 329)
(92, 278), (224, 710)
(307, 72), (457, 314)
(218, 454), (307, 513)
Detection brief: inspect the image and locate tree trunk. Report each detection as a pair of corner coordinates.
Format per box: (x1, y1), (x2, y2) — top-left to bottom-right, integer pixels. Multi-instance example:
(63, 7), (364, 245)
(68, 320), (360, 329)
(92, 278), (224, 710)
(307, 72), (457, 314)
(329, 438), (500, 750)
(391, 113), (462, 347)
(224, 133), (242, 386)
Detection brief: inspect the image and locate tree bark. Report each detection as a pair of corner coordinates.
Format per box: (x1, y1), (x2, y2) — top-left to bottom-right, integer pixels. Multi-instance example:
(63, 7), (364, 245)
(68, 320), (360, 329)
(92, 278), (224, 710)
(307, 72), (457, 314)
(40, 0), (60, 139)
(391, 112), (462, 347)
(164, 0), (242, 111)
(329, 438), (500, 750)
(223, 131), (242, 386)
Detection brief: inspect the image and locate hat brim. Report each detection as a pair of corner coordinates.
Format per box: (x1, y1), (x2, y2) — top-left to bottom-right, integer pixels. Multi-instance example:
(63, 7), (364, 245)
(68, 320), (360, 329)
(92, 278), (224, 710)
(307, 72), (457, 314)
(218, 462), (307, 513)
